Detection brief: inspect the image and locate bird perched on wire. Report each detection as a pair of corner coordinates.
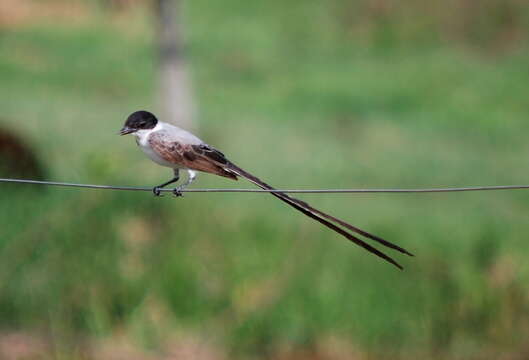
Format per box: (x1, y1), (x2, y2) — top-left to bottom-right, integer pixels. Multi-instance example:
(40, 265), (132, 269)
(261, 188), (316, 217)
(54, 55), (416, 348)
(120, 110), (413, 269)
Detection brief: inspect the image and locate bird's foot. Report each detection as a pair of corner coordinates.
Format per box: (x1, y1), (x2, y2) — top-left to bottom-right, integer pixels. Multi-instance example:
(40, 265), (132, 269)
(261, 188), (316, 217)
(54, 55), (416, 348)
(152, 187), (164, 197)
(172, 186), (184, 197)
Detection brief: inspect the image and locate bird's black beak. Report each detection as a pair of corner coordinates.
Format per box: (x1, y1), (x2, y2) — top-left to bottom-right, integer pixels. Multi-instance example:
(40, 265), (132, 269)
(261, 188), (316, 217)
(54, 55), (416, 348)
(119, 126), (135, 136)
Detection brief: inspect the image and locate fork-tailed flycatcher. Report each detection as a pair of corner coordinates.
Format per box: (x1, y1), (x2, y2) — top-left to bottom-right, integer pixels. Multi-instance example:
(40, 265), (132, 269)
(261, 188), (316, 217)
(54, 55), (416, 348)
(120, 110), (413, 269)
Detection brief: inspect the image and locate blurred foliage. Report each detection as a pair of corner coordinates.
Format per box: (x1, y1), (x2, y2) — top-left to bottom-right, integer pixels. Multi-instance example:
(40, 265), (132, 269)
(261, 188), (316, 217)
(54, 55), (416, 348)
(0, 0), (529, 359)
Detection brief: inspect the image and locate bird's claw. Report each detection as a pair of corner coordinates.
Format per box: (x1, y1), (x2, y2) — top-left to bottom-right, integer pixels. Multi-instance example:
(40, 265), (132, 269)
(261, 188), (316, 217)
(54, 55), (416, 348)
(172, 187), (184, 197)
(152, 187), (164, 197)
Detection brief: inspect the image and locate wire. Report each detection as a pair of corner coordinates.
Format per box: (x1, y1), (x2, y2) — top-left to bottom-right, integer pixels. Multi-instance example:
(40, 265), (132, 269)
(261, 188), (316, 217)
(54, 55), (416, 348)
(1, 178), (529, 194)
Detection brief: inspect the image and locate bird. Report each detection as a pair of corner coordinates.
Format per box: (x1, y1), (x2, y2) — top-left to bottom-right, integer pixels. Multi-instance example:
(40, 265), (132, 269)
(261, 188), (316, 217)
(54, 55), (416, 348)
(120, 110), (413, 269)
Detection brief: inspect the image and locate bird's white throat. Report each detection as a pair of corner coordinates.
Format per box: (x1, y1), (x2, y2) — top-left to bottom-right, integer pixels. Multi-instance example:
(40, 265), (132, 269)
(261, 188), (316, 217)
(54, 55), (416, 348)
(134, 122), (164, 147)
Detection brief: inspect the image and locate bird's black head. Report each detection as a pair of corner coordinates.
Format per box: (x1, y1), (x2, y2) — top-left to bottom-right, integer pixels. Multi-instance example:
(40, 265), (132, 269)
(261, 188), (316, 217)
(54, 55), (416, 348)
(120, 110), (158, 135)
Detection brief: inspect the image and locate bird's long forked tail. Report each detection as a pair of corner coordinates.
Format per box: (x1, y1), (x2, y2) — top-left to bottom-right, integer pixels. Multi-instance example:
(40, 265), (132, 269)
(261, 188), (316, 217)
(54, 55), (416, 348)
(226, 163), (413, 270)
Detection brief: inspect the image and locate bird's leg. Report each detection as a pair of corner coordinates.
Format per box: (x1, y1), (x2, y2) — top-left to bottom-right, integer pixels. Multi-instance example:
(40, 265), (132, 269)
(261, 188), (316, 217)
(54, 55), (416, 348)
(153, 169), (180, 197)
(173, 169), (197, 197)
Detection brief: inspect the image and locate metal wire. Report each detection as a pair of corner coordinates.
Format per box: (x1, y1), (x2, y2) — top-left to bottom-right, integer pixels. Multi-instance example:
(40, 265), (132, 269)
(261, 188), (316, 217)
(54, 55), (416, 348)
(2, 178), (529, 194)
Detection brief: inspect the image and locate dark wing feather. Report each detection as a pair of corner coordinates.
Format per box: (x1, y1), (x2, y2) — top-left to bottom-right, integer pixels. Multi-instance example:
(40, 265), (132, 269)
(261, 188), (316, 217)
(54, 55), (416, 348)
(192, 144), (229, 164)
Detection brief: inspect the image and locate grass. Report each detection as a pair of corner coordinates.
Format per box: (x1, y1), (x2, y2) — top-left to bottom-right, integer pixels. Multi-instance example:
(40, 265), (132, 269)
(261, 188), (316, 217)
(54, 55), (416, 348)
(1, 2), (529, 359)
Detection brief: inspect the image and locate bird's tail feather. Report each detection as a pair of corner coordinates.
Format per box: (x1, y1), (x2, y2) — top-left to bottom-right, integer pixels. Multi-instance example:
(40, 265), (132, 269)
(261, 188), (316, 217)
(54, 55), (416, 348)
(226, 163), (412, 270)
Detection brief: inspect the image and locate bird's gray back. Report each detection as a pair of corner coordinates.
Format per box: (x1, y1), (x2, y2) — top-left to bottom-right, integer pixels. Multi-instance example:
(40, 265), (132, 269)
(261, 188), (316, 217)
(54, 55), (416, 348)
(159, 122), (203, 145)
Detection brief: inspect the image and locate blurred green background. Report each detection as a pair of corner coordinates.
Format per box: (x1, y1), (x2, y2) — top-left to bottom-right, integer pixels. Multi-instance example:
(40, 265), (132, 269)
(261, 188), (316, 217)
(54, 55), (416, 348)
(1, 0), (529, 359)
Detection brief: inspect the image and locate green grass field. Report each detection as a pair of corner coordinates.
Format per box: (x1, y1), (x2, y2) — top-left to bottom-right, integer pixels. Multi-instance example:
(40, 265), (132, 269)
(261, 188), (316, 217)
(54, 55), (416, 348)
(1, 1), (529, 359)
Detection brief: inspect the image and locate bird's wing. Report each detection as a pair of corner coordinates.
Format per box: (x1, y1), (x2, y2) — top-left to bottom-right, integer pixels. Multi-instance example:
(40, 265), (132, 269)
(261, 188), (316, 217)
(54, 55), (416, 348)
(148, 131), (237, 180)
